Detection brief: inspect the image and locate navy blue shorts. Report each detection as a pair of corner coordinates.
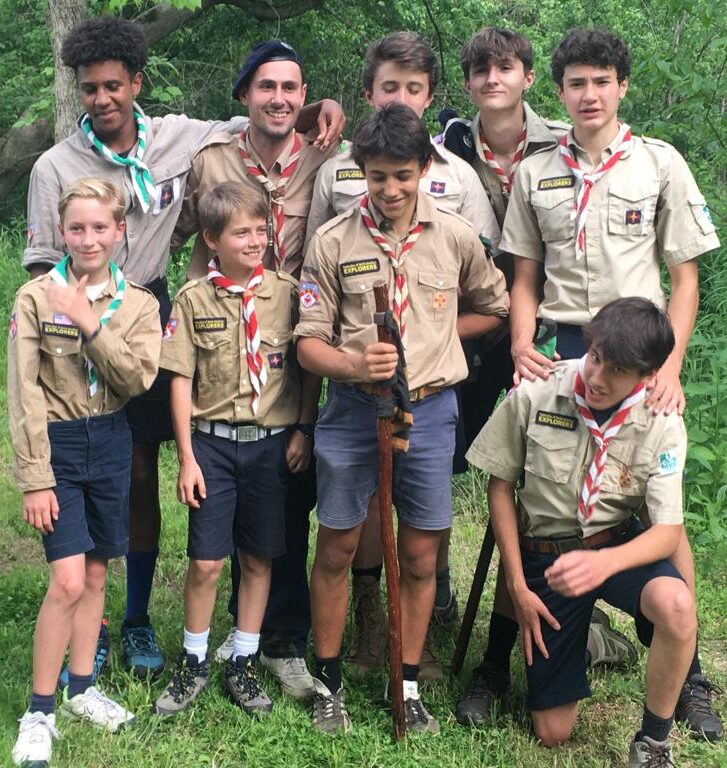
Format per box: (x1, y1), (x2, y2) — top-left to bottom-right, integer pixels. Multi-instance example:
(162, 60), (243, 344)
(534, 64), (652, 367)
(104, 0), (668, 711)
(314, 383), (458, 531)
(125, 278), (174, 444)
(188, 429), (289, 560)
(43, 411), (132, 563)
(522, 520), (684, 711)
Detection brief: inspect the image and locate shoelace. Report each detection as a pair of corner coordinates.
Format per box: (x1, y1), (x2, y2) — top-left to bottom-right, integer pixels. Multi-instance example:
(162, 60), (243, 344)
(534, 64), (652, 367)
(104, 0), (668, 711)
(314, 690), (344, 721)
(18, 711), (61, 740)
(642, 742), (674, 768)
(231, 659), (262, 697)
(124, 626), (159, 655)
(684, 677), (723, 715)
(80, 687), (124, 718)
(404, 698), (429, 726)
(168, 661), (201, 702)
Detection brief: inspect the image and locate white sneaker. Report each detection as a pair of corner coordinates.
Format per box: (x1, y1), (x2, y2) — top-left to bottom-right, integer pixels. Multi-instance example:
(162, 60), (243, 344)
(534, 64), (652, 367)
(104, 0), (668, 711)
(214, 628), (236, 662)
(260, 653), (315, 699)
(60, 686), (135, 732)
(12, 711), (60, 767)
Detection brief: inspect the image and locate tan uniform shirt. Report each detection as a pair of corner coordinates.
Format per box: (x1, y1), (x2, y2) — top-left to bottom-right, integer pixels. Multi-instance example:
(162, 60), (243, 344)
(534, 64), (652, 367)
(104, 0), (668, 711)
(176, 131), (338, 280)
(467, 360), (686, 538)
(160, 271), (300, 427)
(8, 272), (161, 492)
(24, 105), (249, 285)
(294, 192), (509, 390)
(501, 124), (721, 325)
(305, 139), (501, 251)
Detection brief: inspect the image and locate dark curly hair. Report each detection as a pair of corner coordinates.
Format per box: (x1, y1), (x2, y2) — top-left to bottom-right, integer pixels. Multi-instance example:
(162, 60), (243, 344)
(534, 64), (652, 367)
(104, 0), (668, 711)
(61, 16), (147, 75)
(551, 28), (630, 87)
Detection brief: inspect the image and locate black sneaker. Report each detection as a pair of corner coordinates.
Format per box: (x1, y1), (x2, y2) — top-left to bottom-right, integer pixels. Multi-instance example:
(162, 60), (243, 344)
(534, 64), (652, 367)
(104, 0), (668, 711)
(675, 673), (724, 742)
(455, 663), (510, 725)
(431, 591), (459, 628)
(311, 678), (350, 733)
(404, 696), (440, 734)
(155, 652), (209, 715)
(225, 655), (273, 715)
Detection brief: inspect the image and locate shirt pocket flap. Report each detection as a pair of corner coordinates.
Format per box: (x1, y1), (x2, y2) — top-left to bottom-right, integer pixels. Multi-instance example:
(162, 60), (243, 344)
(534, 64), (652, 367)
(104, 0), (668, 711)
(601, 440), (651, 494)
(284, 198), (311, 219)
(39, 335), (81, 356)
(608, 179), (659, 203)
(260, 329), (292, 348)
(192, 331), (232, 351)
(418, 271), (458, 290)
(148, 156), (191, 184)
(525, 424), (579, 484)
(530, 187), (574, 210)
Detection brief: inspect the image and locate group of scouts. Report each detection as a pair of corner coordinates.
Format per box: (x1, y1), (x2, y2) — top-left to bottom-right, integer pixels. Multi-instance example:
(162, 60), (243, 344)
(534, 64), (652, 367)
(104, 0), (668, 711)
(6, 14), (723, 768)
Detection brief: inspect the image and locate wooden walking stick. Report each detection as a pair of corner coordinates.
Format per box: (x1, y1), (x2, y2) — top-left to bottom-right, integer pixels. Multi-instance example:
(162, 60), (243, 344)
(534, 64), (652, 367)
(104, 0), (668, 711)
(373, 281), (406, 740)
(451, 521), (496, 676)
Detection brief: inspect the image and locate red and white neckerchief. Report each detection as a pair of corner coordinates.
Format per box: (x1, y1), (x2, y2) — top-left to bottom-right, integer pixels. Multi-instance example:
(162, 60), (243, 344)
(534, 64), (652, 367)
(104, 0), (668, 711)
(478, 122), (526, 195)
(359, 195), (423, 347)
(559, 126), (632, 260)
(238, 130), (302, 270)
(573, 354), (646, 523)
(207, 259), (267, 415)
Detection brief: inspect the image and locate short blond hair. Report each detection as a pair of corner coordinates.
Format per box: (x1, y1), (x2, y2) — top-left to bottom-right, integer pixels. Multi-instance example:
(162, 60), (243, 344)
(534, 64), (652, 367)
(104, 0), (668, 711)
(198, 182), (269, 239)
(58, 178), (126, 223)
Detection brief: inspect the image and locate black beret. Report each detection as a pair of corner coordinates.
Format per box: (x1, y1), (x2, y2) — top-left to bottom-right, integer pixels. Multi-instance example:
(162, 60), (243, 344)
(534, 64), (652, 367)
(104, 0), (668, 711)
(232, 39), (303, 100)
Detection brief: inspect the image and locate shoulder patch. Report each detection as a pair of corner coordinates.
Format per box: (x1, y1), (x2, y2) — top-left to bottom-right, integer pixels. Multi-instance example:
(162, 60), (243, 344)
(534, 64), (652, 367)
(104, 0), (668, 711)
(537, 175), (575, 191)
(657, 450), (679, 476)
(8, 312), (17, 340)
(535, 410), (577, 431)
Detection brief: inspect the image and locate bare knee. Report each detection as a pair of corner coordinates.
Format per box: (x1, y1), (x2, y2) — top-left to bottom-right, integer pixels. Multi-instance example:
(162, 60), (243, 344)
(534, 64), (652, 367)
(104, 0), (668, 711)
(48, 569), (86, 608)
(189, 559), (224, 585)
(532, 704), (578, 747)
(84, 558), (108, 593)
(644, 580), (697, 642)
(314, 528), (360, 577)
(238, 552), (271, 580)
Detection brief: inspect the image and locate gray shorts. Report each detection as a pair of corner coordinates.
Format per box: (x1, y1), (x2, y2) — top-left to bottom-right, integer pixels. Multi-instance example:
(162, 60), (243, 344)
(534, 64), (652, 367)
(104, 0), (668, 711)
(314, 383), (457, 531)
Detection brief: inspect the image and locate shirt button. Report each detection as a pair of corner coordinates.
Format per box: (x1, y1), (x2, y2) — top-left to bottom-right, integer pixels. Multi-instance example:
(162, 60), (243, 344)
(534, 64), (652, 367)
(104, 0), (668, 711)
(56, 347), (62, 353)
(273, 337), (279, 344)
(438, 280), (444, 287)
(208, 341), (214, 347)
(360, 283), (366, 290)
(236, 404), (241, 410)
(93, 408), (98, 414)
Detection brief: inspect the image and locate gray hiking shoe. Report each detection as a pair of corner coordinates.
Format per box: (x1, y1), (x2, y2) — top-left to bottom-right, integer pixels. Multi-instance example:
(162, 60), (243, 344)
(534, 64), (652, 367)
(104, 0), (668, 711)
(225, 655), (273, 715)
(155, 652), (209, 715)
(404, 696), (440, 734)
(346, 574), (387, 674)
(628, 734), (674, 767)
(675, 673), (724, 742)
(456, 662), (510, 725)
(587, 606), (638, 670)
(260, 653), (315, 699)
(431, 591), (459, 628)
(312, 678), (350, 734)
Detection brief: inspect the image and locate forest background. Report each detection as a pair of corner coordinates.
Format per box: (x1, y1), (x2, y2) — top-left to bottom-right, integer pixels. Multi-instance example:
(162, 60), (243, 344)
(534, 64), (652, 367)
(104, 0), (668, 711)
(0, 1), (725, 766)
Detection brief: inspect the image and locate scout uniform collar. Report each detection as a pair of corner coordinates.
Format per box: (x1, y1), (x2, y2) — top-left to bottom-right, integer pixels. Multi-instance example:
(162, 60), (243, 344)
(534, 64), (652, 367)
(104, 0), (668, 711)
(564, 121), (634, 165)
(366, 189), (437, 232)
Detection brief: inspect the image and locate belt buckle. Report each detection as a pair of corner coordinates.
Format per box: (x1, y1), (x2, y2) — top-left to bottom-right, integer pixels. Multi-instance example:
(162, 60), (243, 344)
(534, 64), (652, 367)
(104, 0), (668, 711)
(234, 425), (259, 442)
(554, 537), (583, 555)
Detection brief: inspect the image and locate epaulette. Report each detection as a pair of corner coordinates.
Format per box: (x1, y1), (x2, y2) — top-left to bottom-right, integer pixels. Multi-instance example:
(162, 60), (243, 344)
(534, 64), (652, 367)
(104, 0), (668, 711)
(314, 205), (358, 237)
(125, 279), (157, 298)
(274, 270), (299, 288)
(173, 278), (202, 298)
(640, 136), (672, 150)
(203, 131), (237, 148)
(542, 118), (570, 133)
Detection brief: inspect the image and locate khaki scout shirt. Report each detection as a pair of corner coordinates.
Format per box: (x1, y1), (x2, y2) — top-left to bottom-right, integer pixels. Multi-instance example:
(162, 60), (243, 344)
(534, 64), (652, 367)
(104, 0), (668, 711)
(160, 270), (300, 427)
(176, 131), (338, 280)
(467, 360), (686, 538)
(305, 139), (501, 252)
(8, 271), (161, 492)
(294, 192), (509, 390)
(500, 123), (721, 325)
(24, 105), (249, 285)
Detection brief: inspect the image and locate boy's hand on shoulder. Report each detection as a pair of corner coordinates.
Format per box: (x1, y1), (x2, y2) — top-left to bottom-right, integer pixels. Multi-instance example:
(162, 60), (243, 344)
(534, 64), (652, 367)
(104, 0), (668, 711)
(46, 275), (99, 337)
(645, 363), (685, 416)
(357, 342), (398, 383)
(313, 99), (346, 150)
(545, 549), (614, 598)
(511, 342), (557, 386)
(23, 489), (59, 534)
(286, 429), (312, 473)
(511, 585), (561, 666)
(177, 458), (206, 509)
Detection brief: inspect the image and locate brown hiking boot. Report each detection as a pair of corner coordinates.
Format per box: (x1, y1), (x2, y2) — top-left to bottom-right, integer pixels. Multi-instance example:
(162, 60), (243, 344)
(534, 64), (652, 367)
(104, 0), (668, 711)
(346, 574), (387, 674)
(419, 626), (443, 682)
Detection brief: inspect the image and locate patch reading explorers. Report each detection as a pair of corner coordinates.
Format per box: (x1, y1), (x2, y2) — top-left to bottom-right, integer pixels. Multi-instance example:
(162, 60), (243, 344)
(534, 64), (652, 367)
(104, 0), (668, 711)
(535, 410), (578, 431)
(193, 317), (227, 332)
(340, 258), (380, 277)
(335, 168), (365, 181)
(42, 321), (80, 339)
(537, 175), (576, 191)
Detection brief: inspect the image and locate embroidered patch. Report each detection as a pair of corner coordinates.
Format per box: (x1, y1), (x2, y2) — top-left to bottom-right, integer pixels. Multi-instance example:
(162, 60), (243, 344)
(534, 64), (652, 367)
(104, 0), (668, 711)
(433, 291), (448, 309)
(535, 410), (577, 431)
(42, 321), (80, 339)
(53, 313), (73, 325)
(430, 180), (446, 194)
(625, 209), (642, 225)
(694, 204), (714, 231)
(658, 450), (679, 476)
(267, 352), (284, 369)
(193, 317), (227, 332)
(537, 176), (575, 191)
(619, 465), (632, 487)
(8, 312), (17, 340)
(335, 168), (365, 182)
(340, 258), (380, 278)
(153, 178), (180, 215)
(302, 264), (320, 279)
(26, 224), (36, 246)
(163, 318), (178, 340)
(300, 280), (320, 309)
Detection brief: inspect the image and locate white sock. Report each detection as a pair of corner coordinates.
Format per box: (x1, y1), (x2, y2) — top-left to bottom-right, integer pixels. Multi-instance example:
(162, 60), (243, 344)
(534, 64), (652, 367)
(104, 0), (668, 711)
(183, 627), (210, 662)
(403, 679), (420, 700)
(232, 630), (260, 660)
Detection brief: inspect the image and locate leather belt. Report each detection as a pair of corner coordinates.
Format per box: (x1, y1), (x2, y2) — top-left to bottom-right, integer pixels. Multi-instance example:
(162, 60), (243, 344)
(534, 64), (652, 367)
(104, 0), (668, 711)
(520, 518), (634, 556)
(196, 420), (285, 443)
(356, 383), (445, 402)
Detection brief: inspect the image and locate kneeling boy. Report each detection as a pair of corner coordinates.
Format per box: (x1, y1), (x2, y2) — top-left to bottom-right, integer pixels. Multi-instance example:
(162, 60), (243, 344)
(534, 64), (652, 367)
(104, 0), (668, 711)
(467, 297), (696, 766)
(155, 182), (316, 716)
(9, 178), (160, 767)
(295, 103), (509, 733)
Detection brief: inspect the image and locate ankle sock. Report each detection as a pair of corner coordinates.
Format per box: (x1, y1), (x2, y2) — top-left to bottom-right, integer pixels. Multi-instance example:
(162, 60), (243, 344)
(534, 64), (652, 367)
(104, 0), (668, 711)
(29, 692), (55, 716)
(639, 705), (673, 743)
(352, 564), (383, 582)
(183, 627), (210, 663)
(315, 655), (342, 693)
(434, 567), (452, 608)
(67, 671), (94, 699)
(482, 611), (518, 677)
(125, 549), (159, 620)
(232, 630), (260, 660)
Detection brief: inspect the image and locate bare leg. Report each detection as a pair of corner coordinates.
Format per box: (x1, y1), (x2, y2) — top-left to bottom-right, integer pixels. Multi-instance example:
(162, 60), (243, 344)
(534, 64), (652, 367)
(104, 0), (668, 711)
(237, 551), (272, 633)
(67, 557), (107, 676)
(184, 559), (225, 633)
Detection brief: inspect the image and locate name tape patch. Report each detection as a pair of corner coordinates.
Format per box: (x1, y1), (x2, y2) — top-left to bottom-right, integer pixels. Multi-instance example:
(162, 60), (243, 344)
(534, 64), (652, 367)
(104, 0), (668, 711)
(535, 410), (577, 431)
(193, 317), (227, 332)
(340, 258), (380, 278)
(336, 168), (365, 182)
(537, 176), (575, 191)
(42, 321), (80, 339)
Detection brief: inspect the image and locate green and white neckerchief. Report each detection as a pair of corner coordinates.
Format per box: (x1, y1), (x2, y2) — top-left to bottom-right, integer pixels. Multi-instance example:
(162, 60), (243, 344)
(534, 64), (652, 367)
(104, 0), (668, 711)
(79, 109), (156, 212)
(49, 256), (126, 396)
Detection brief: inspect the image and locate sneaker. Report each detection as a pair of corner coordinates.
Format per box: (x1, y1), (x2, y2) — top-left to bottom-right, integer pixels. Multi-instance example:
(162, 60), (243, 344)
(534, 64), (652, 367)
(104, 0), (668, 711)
(225, 655), (273, 714)
(456, 662), (510, 725)
(311, 677), (350, 734)
(60, 686), (134, 732)
(58, 618), (111, 690)
(404, 696), (440, 734)
(628, 734), (674, 767)
(346, 575), (387, 675)
(121, 615), (165, 679)
(431, 591), (459, 628)
(155, 651), (209, 716)
(12, 711), (60, 767)
(214, 628), (235, 663)
(419, 627), (443, 682)
(260, 653), (315, 699)
(675, 673), (724, 742)
(587, 606), (638, 670)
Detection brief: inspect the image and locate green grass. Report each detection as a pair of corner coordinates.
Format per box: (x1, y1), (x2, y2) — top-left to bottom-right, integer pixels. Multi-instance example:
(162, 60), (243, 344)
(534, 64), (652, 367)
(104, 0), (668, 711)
(0, 228), (725, 767)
